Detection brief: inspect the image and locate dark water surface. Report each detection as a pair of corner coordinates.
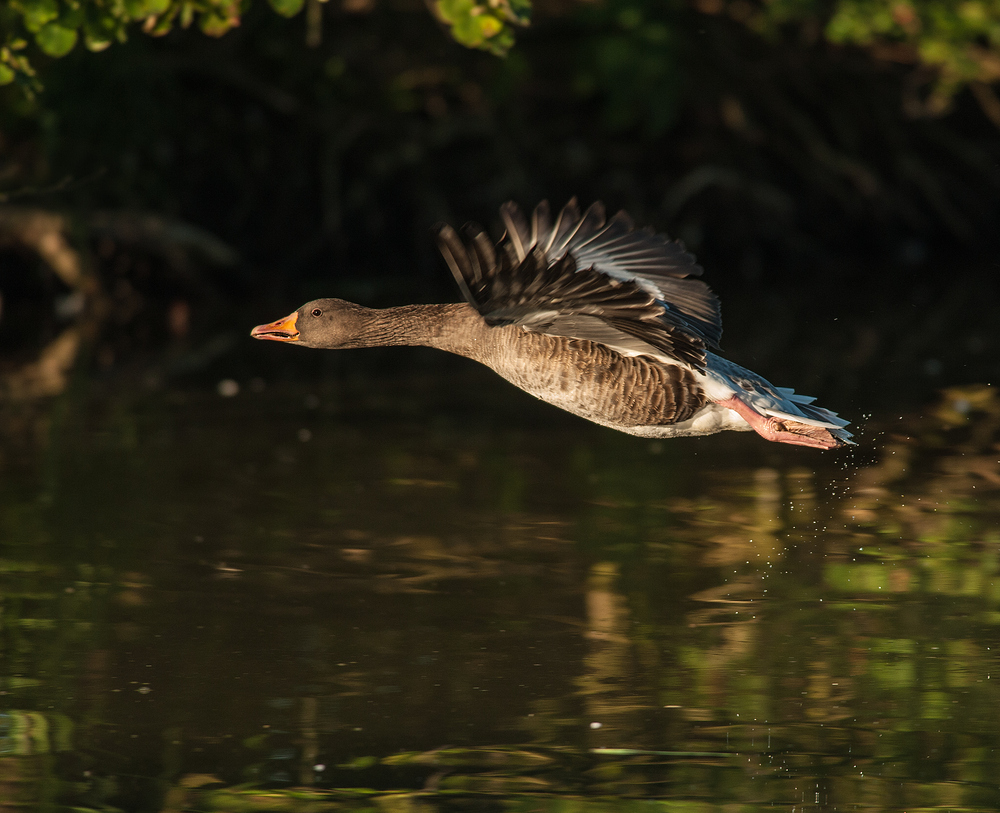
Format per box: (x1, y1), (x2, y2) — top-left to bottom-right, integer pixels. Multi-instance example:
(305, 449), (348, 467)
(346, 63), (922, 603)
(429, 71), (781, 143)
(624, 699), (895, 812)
(2, 367), (1000, 812)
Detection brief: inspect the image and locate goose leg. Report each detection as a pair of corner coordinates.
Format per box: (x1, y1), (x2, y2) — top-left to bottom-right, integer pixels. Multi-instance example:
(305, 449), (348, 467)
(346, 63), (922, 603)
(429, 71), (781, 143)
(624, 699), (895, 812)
(715, 396), (839, 450)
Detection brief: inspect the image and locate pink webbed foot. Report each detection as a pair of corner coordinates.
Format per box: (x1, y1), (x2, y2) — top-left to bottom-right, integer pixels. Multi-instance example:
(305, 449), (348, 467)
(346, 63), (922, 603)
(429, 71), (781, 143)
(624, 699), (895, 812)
(716, 396), (842, 450)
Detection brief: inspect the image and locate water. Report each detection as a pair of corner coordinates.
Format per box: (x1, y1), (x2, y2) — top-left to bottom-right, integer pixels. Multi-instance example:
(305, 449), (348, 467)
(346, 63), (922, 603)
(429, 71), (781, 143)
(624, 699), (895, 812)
(2, 364), (999, 812)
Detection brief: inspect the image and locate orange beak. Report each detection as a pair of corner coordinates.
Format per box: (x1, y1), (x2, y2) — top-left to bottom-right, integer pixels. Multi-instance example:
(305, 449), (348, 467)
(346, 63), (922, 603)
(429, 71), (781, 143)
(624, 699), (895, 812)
(251, 312), (300, 342)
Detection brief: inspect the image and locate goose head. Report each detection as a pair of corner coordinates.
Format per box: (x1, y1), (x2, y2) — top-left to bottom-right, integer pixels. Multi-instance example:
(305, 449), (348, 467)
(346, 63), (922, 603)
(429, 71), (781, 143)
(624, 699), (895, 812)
(251, 299), (373, 349)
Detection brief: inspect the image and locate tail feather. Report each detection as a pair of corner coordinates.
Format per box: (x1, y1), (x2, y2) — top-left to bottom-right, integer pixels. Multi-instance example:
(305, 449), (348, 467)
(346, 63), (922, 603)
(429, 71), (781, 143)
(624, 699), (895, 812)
(791, 401), (852, 428)
(706, 353), (855, 447)
(777, 386), (816, 405)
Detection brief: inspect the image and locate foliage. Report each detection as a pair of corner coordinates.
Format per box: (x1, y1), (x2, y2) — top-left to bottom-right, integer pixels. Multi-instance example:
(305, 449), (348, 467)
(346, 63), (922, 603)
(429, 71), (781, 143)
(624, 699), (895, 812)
(2, 0), (999, 111)
(432, 0), (531, 56)
(825, 0), (1000, 99)
(1, 0), (245, 88)
(0, 0), (530, 89)
(731, 0), (1000, 110)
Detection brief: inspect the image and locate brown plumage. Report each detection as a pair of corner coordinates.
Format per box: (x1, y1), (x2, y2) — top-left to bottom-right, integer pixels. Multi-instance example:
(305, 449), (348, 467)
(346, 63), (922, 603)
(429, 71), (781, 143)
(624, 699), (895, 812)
(252, 200), (853, 449)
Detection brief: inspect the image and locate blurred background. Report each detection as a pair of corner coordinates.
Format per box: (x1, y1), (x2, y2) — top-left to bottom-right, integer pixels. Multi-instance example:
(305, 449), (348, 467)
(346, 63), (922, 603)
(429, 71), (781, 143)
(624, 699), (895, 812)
(1, 0), (999, 403)
(2, 2), (1000, 811)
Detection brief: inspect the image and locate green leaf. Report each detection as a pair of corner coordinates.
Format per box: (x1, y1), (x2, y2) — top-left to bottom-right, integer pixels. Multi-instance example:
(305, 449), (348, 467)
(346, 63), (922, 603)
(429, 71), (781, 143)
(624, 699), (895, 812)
(124, 0), (171, 20)
(436, 0), (475, 24)
(83, 31), (113, 51)
(20, 0), (60, 33)
(267, 0), (305, 17)
(485, 25), (515, 54)
(59, 6), (86, 30)
(147, 10), (178, 36)
(0, 64), (15, 85)
(495, 0), (530, 25)
(199, 12), (239, 36)
(82, 14), (120, 51)
(477, 14), (503, 39)
(434, 0), (523, 54)
(35, 21), (78, 57)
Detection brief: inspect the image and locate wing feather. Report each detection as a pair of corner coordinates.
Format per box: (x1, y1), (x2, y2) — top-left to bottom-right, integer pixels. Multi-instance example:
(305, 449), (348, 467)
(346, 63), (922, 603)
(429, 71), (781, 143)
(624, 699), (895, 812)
(436, 224), (478, 307)
(544, 197), (581, 254)
(531, 200), (551, 249)
(436, 199), (722, 371)
(500, 202), (532, 262)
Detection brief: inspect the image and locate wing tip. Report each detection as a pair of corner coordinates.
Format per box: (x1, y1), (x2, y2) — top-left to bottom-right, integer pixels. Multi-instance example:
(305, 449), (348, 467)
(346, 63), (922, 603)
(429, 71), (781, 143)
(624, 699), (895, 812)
(434, 221), (480, 307)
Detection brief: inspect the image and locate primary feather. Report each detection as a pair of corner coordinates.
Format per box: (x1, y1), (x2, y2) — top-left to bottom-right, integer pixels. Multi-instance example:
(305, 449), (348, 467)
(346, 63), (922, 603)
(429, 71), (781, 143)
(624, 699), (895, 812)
(437, 200), (721, 372)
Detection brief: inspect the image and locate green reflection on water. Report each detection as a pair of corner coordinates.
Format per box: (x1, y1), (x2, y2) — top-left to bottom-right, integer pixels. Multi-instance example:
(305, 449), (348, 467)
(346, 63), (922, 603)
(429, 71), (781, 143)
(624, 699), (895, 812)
(1, 376), (1000, 811)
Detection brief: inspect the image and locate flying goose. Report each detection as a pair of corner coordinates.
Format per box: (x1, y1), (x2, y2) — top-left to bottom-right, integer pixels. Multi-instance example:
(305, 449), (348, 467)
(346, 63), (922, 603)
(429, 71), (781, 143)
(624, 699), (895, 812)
(252, 200), (852, 449)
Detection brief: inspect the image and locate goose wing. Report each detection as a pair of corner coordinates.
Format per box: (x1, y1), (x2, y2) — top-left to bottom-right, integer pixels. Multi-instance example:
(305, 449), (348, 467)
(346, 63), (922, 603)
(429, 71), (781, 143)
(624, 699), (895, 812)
(436, 199), (721, 371)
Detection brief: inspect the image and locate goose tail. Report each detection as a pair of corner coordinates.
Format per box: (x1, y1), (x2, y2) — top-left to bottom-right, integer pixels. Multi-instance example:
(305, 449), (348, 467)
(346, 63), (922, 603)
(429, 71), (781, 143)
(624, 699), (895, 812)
(706, 354), (855, 449)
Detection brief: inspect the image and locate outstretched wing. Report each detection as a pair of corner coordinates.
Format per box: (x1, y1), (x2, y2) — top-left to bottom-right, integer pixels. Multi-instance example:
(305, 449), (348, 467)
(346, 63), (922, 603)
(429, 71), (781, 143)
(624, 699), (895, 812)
(499, 199), (721, 349)
(436, 199), (721, 371)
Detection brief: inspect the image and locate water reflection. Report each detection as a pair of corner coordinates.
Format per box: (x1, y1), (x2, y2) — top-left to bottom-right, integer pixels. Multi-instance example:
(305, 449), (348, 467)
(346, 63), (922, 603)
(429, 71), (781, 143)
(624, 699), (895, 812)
(1, 373), (999, 811)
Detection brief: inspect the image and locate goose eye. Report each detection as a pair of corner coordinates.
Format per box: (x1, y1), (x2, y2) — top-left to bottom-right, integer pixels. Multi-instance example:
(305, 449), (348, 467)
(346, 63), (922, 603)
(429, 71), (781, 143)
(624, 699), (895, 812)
(311, 308), (322, 317)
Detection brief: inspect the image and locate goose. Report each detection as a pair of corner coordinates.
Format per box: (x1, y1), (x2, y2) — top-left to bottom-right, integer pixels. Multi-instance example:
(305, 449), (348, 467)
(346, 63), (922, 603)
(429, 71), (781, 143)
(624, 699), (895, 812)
(252, 200), (852, 449)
